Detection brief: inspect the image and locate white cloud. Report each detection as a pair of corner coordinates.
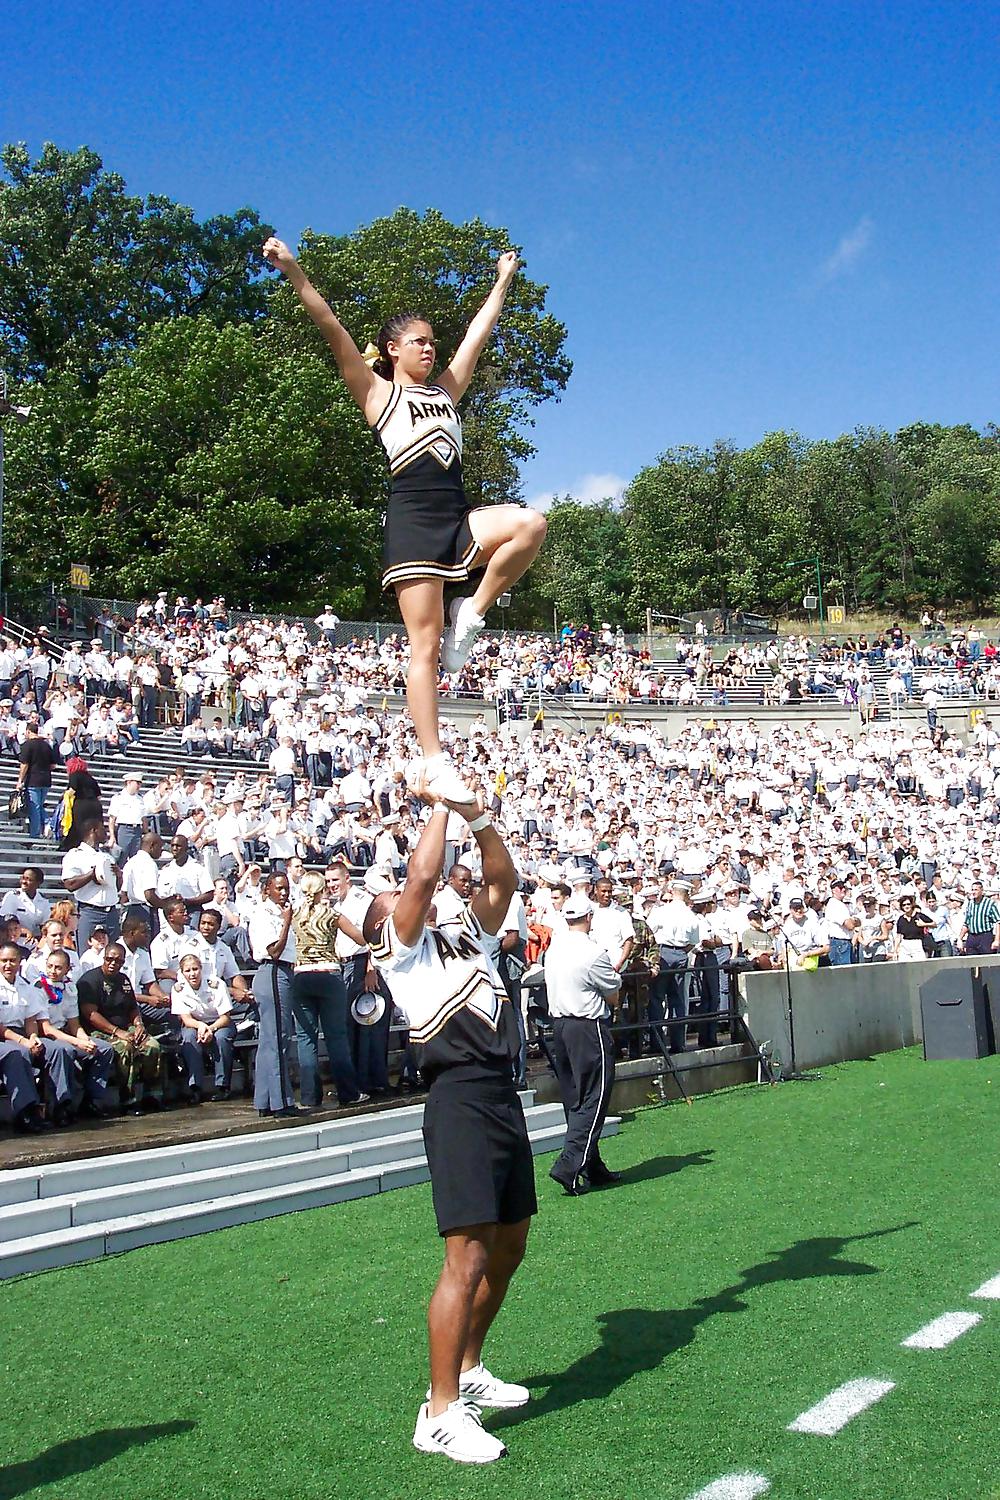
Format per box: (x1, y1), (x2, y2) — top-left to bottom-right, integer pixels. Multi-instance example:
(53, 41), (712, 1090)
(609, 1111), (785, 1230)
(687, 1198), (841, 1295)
(817, 216), (874, 284)
(526, 471), (627, 512)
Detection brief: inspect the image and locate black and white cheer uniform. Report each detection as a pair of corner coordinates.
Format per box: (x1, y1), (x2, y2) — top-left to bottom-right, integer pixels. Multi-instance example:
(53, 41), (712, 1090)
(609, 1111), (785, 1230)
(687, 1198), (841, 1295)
(371, 906), (536, 1234)
(374, 382), (483, 591)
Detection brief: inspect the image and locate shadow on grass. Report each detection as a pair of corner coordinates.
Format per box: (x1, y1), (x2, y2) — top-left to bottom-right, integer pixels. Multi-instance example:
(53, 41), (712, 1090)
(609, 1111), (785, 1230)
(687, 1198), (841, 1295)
(618, 1150), (714, 1185)
(0, 1422), (196, 1500)
(497, 1222), (918, 1430)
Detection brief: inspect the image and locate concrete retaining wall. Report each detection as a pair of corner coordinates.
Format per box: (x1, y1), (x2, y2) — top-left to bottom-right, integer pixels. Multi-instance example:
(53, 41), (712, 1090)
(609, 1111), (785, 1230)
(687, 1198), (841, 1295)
(739, 954), (1000, 1071)
(371, 695), (975, 743)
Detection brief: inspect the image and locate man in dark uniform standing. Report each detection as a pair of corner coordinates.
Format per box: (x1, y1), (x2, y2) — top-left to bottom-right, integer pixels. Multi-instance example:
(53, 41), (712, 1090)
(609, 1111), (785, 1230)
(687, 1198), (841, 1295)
(543, 892), (622, 1195)
(365, 777), (534, 1466)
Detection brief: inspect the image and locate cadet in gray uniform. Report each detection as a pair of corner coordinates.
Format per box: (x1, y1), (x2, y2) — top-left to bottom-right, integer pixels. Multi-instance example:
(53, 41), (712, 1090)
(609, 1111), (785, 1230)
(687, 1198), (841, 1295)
(543, 892), (622, 1194)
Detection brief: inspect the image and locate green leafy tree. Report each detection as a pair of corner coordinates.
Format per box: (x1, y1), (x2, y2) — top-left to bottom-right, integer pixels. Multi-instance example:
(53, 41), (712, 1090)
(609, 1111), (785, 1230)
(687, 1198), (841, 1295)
(622, 441), (745, 617)
(525, 498), (631, 626)
(267, 207), (571, 507)
(0, 142), (268, 385)
(72, 317), (381, 610)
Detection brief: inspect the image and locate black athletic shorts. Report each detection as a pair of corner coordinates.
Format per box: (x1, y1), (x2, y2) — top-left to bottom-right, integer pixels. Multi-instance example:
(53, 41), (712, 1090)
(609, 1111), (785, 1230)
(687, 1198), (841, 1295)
(422, 1078), (538, 1236)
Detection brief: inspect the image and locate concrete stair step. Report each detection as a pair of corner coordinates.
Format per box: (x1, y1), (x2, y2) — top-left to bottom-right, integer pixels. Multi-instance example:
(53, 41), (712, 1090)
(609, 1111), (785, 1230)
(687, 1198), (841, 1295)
(0, 1093), (537, 1208)
(0, 1109), (613, 1279)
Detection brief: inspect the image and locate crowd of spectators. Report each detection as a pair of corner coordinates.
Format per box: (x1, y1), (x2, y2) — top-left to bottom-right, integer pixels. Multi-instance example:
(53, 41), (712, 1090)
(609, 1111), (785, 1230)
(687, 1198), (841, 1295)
(4, 654), (1000, 1133)
(0, 597), (993, 794)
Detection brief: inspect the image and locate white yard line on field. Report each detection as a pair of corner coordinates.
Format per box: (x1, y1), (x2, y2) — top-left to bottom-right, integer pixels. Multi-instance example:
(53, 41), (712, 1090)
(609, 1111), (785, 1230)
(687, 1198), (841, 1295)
(687, 1475), (771, 1500)
(970, 1273), (1000, 1300)
(901, 1311), (982, 1349)
(787, 1378), (895, 1436)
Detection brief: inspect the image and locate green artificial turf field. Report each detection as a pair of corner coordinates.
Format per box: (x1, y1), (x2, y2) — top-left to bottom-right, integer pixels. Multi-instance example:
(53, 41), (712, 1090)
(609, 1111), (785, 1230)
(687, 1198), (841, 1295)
(2, 1048), (1000, 1500)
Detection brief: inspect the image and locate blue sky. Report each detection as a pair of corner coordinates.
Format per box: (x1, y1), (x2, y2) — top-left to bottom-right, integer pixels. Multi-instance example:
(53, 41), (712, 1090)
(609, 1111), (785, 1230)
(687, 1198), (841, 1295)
(3, 0), (998, 507)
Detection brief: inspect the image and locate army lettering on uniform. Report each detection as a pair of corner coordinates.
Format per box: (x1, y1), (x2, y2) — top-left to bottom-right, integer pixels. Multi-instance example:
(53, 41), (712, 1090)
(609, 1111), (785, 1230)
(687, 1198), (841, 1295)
(431, 928), (482, 966)
(408, 400), (454, 425)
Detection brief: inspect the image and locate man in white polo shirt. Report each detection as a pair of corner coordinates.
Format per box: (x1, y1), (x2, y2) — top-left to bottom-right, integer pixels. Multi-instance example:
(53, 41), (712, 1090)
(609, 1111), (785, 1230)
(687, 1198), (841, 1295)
(155, 834), (214, 930)
(107, 771), (146, 863)
(1, 866), (51, 937)
(62, 819), (120, 948)
(589, 877), (635, 977)
(543, 892), (621, 1194)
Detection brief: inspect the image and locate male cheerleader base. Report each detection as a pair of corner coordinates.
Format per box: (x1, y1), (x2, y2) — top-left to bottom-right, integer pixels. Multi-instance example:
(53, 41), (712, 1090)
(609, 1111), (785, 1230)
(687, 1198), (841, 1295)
(365, 784), (535, 1464)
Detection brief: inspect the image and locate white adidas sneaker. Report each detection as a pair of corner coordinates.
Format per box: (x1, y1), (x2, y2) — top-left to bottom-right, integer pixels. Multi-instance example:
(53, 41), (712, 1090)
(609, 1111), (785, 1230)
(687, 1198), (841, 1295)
(412, 1398), (508, 1464)
(459, 1362), (530, 1408)
(441, 595), (485, 672)
(411, 752), (477, 807)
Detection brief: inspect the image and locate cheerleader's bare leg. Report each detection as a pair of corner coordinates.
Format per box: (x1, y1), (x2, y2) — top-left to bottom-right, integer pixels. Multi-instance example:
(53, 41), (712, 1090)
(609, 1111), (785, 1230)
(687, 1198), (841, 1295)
(441, 506), (547, 671)
(395, 578), (475, 803)
(467, 505), (547, 614)
(395, 579), (446, 757)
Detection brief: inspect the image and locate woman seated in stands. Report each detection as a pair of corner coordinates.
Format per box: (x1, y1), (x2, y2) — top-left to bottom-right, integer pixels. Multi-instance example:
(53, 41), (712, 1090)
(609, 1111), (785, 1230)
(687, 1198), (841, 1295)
(171, 952), (237, 1105)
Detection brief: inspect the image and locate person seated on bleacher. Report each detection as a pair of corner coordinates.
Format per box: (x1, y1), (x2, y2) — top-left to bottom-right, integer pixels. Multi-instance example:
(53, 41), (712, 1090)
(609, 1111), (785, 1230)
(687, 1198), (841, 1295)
(77, 944), (164, 1114)
(208, 878), (251, 961)
(181, 716), (210, 756)
(35, 948), (116, 1120)
(170, 952), (237, 1104)
(205, 717), (234, 757)
(110, 695), (140, 746)
(120, 914), (172, 1014)
(181, 908), (249, 1003)
(150, 896), (198, 997)
(77, 924), (110, 973)
(24, 918), (83, 983)
(0, 941), (50, 1133)
(1, 866), (51, 938)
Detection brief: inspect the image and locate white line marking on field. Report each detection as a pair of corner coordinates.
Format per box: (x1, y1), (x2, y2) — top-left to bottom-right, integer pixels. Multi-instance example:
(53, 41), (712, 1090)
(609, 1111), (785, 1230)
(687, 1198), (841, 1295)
(688, 1475), (771, 1500)
(901, 1310), (982, 1349)
(971, 1272), (1000, 1300)
(788, 1378), (895, 1435)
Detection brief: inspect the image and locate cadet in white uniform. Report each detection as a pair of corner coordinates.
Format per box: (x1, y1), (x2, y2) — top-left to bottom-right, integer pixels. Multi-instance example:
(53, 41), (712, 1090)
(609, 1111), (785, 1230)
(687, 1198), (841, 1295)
(0, 942), (48, 1131)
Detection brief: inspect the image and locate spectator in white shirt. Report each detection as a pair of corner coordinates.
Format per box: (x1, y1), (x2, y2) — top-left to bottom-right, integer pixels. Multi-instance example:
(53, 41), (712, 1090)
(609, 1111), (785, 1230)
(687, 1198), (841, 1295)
(1, 866), (51, 937)
(781, 899), (829, 969)
(172, 952), (237, 1103)
(62, 819), (121, 947)
(155, 834), (214, 930)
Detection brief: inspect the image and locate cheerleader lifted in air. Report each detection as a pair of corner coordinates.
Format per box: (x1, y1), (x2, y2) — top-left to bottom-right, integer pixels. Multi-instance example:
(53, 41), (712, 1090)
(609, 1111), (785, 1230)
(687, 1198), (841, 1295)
(262, 236), (547, 805)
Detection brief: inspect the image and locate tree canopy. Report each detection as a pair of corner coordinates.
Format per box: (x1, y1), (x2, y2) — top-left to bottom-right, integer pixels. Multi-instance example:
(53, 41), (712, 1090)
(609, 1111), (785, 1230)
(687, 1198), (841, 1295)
(0, 142), (268, 386)
(0, 147), (570, 610)
(1, 142), (996, 623)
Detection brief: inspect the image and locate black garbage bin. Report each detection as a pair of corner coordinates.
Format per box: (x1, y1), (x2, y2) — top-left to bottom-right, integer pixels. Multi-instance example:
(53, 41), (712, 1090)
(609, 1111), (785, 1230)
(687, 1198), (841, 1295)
(919, 967), (993, 1060)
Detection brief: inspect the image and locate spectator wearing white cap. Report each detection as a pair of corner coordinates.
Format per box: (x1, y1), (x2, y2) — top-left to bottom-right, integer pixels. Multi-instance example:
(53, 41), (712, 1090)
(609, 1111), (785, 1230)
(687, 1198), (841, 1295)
(315, 606), (340, 643)
(107, 771), (146, 863)
(824, 879), (858, 966)
(543, 892), (621, 1194)
(781, 898), (828, 970)
(374, 813), (405, 878)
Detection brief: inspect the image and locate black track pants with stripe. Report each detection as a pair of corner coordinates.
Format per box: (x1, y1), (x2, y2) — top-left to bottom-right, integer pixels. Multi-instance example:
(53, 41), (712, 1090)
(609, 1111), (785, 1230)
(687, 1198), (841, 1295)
(549, 1016), (615, 1177)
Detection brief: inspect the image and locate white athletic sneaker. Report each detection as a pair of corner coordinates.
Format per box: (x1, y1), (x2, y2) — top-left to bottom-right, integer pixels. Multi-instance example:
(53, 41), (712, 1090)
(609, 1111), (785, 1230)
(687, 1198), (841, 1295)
(441, 596), (485, 673)
(459, 1362), (530, 1408)
(412, 1398), (508, 1464)
(417, 752), (478, 806)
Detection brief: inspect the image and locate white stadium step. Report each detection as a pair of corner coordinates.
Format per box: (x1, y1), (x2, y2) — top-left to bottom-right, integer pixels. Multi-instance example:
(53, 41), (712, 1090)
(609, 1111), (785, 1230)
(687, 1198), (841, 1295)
(0, 1096), (618, 1279)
